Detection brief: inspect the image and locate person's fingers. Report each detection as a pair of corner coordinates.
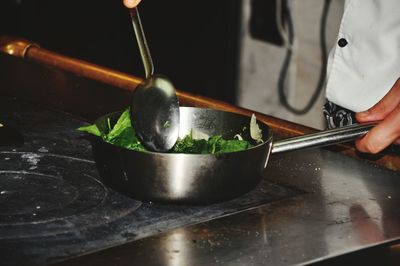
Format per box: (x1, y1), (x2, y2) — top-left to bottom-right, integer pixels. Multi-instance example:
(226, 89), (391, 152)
(123, 0), (142, 8)
(355, 103), (400, 153)
(356, 78), (400, 122)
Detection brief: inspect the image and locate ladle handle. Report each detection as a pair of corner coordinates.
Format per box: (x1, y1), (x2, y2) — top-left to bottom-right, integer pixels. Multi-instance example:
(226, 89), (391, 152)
(129, 7), (154, 78)
(271, 123), (376, 154)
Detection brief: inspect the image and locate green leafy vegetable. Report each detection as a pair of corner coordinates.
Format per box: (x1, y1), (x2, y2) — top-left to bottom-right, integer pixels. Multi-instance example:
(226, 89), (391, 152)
(78, 108), (145, 152)
(207, 135), (253, 154)
(172, 132), (209, 154)
(77, 124), (101, 137)
(78, 108), (254, 154)
(106, 109), (132, 140)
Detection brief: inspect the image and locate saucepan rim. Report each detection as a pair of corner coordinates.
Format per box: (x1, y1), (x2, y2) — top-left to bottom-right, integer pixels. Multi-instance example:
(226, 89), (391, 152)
(89, 107), (274, 156)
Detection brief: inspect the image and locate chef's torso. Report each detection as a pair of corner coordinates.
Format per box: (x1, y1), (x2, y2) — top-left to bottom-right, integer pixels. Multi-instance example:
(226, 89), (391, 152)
(326, 0), (400, 112)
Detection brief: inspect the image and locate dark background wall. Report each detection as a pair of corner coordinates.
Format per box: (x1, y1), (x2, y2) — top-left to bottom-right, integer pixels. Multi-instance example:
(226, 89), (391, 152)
(0, 0), (242, 104)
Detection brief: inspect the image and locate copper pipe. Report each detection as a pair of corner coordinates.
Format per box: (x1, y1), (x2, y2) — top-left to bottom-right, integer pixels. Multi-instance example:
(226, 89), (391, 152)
(0, 36), (39, 58)
(27, 46), (142, 92)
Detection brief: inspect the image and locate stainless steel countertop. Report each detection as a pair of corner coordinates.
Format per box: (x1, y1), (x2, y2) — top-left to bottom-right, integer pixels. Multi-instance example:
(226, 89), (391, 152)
(58, 147), (400, 266)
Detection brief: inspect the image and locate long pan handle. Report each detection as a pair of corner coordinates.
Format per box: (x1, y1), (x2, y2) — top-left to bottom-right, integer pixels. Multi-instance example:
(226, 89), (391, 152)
(271, 123), (376, 154)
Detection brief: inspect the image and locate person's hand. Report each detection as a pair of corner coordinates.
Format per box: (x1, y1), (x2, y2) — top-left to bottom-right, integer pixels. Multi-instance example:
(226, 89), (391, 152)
(123, 0), (141, 8)
(355, 78), (400, 153)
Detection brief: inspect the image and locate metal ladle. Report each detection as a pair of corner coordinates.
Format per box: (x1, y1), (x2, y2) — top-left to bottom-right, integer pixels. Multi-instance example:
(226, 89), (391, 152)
(129, 7), (179, 152)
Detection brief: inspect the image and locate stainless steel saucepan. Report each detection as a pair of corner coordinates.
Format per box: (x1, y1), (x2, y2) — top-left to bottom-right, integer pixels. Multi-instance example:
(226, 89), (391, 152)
(89, 107), (373, 204)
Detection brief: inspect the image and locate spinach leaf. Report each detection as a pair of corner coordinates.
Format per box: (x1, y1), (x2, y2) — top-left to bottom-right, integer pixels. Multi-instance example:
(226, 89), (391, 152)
(77, 124), (101, 137)
(207, 135), (253, 154)
(172, 133), (209, 154)
(78, 108), (145, 152)
(105, 109), (132, 141)
(107, 126), (146, 151)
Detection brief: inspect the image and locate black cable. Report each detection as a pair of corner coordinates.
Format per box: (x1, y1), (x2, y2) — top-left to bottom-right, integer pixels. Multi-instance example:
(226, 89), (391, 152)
(278, 0), (332, 115)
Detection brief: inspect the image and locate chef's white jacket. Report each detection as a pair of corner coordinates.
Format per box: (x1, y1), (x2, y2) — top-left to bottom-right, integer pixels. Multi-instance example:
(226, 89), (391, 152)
(325, 0), (400, 112)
